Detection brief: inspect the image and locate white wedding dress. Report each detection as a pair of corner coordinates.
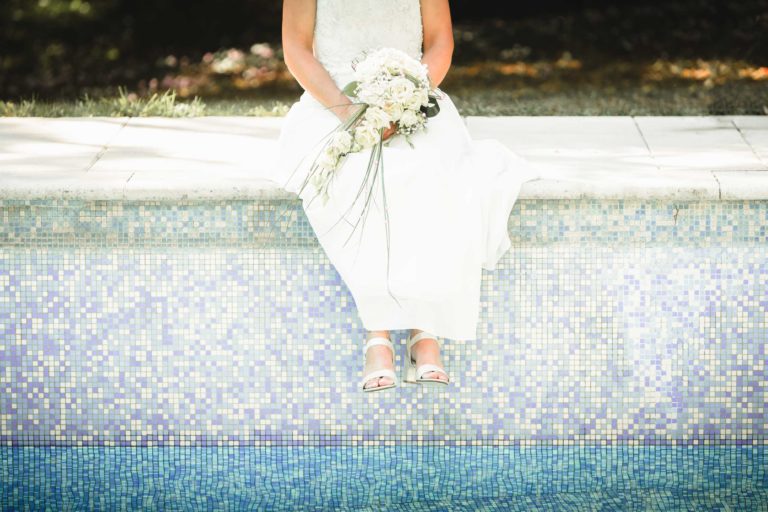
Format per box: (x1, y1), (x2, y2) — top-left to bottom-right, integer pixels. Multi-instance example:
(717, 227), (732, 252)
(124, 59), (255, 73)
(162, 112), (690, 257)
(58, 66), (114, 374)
(274, 0), (543, 340)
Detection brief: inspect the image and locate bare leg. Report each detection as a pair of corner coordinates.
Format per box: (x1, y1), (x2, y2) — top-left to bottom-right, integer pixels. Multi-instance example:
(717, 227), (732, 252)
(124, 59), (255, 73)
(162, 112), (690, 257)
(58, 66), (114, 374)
(363, 329), (394, 389)
(408, 328), (449, 381)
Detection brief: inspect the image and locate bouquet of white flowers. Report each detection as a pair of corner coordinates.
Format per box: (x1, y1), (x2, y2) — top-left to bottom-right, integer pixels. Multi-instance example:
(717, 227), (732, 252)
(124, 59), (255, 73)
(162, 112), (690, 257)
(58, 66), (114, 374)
(289, 47), (443, 305)
(295, 47), (442, 206)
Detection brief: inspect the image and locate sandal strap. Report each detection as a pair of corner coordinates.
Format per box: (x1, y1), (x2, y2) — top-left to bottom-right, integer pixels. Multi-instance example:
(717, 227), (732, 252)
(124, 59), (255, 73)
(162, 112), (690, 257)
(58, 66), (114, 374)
(363, 336), (394, 355)
(416, 363), (449, 380)
(360, 368), (396, 387)
(408, 331), (440, 349)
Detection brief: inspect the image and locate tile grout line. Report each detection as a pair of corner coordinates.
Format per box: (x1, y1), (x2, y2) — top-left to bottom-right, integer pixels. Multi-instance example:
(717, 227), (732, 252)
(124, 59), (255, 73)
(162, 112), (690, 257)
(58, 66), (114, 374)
(730, 118), (767, 169)
(630, 116), (660, 171)
(84, 116), (131, 172)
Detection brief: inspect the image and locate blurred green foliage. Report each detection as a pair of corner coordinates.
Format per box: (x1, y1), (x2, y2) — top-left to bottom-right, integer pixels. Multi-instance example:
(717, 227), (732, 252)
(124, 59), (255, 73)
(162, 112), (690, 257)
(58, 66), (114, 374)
(0, 0), (281, 98)
(0, 0), (765, 115)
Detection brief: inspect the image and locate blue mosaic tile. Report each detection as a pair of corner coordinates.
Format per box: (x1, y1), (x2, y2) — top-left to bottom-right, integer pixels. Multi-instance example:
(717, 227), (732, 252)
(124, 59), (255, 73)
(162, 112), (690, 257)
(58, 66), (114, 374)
(0, 446), (765, 511)
(0, 199), (766, 447)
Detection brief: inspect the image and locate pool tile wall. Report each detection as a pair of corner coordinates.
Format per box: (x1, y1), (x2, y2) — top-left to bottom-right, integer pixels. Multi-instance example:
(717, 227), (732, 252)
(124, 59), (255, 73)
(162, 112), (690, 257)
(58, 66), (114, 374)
(1, 199), (766, 447)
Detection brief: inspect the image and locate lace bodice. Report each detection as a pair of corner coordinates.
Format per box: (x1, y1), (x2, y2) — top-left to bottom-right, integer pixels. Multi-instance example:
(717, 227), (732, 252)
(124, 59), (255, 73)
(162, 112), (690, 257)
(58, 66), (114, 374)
(313, 0), (424, 88)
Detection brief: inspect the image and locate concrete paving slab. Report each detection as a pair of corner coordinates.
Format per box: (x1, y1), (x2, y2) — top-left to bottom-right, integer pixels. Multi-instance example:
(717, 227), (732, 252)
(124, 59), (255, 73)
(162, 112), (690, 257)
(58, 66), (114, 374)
(633, 116), (766, 172)
(466, 115), (655, 155)
(0, 117), (128, 172)
(88, 117), (282, 177)
(1, 115), (767, 201)
(730, 115), (768, 166)
(712, 170), (768, 200)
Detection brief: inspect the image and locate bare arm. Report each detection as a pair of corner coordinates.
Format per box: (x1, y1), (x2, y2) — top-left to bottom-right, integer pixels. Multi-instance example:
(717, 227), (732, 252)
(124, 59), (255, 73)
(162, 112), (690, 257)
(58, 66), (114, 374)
(420, 0), (454, 88)
(282, 0), (357, 121)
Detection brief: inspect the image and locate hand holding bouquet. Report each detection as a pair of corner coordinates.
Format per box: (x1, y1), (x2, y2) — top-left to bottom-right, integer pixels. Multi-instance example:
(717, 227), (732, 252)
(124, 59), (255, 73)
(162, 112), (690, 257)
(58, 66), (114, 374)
(296, 47), (443, 207)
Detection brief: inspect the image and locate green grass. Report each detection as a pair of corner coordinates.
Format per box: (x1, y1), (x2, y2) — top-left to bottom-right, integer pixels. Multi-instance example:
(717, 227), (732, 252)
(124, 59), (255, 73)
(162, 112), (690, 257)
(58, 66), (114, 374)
(0, 86), (294, 117)
(446, 80), (768, 116)
(3, 79), (765, 117)
(0, 87), (210, 117)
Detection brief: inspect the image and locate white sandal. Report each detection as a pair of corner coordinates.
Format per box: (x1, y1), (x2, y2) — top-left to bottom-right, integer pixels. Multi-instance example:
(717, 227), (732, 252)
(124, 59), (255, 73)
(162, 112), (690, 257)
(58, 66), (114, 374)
(403, 330), (450, 385)
(360, 336), (397, 392)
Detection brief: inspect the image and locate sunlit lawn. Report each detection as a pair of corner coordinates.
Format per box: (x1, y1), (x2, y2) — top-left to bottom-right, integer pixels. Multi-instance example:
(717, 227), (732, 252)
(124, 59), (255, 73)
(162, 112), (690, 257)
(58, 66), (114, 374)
(3, 57), (765, 117)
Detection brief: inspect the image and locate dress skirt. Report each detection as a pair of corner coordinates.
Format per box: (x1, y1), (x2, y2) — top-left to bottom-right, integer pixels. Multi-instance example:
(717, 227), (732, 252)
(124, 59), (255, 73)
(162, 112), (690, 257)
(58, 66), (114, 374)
(274, 89), (542, 340)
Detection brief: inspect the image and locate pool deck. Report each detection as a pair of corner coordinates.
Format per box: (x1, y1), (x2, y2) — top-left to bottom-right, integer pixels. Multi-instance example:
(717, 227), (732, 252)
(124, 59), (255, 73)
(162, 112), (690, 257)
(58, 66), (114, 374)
(1, 115), (766, 201)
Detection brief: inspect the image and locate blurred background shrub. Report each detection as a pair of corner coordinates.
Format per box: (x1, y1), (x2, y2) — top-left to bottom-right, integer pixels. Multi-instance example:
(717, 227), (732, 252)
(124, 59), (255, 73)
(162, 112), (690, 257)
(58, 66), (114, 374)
(1, 0), (766, 115)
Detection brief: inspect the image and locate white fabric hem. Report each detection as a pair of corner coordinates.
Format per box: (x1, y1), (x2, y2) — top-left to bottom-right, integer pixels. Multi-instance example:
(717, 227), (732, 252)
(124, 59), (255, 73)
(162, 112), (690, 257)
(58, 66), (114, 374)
(355, 293), (480, 341)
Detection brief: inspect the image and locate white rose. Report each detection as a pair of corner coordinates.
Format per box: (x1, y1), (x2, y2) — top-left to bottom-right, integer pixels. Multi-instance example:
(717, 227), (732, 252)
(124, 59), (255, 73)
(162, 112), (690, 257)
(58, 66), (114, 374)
(353, 122), (381, 149)
(406, 88), (429, 110)
(317, 147), (339, 170)
(399, 109), (423, 128)
(364, 107), (391, 130)
(365, 79), (392, 104)
(381, 100), (404, 121)
(387, 77), (416, 104)
(329, 129), (353, 154)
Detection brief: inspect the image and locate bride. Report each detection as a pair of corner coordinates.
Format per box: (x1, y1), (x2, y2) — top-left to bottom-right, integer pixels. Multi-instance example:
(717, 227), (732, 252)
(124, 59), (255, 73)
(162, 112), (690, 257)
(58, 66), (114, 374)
(276, 0), (542, 392)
